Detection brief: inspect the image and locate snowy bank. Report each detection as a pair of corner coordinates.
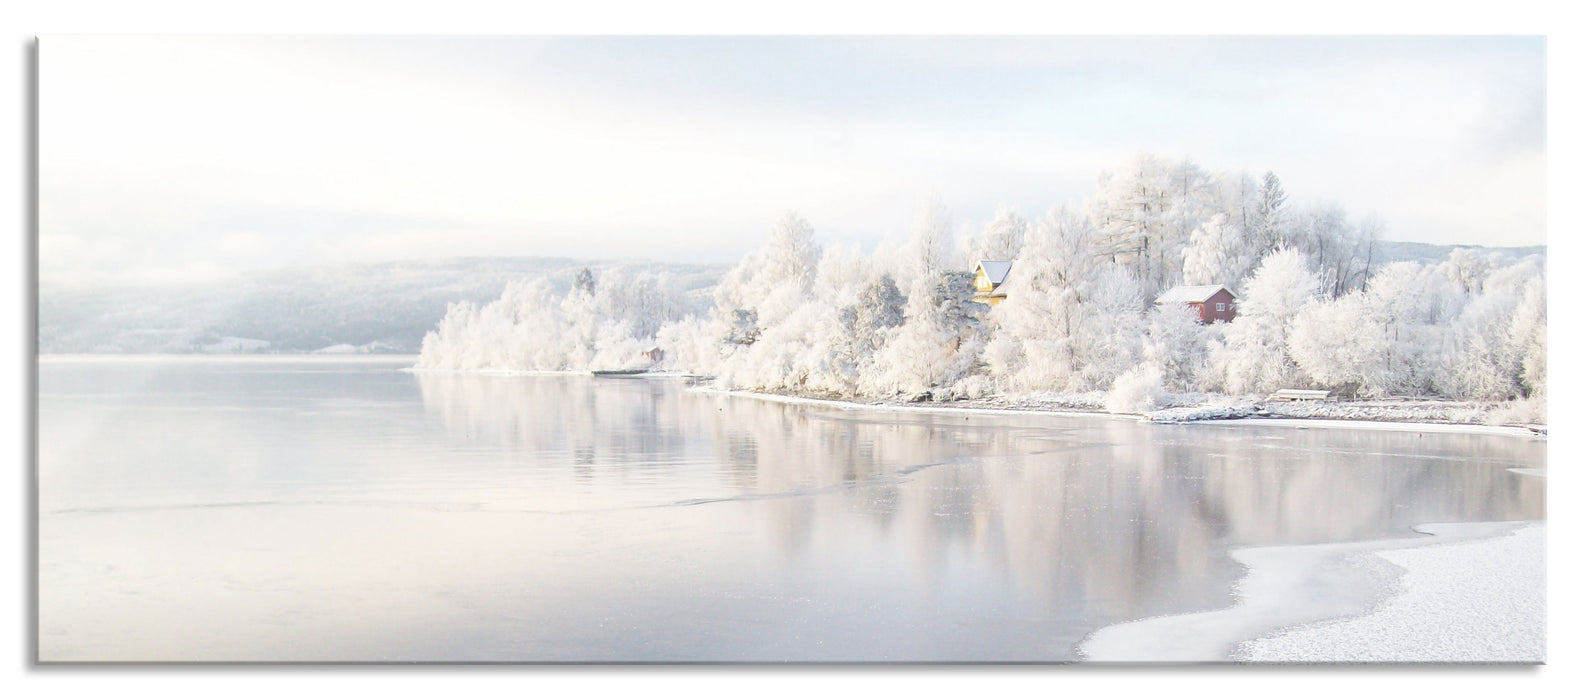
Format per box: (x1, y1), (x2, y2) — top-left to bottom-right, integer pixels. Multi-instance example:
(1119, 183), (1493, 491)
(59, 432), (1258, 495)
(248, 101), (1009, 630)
(693, 387), (1121, 420)
(1079, 521), (1544, 663)
(1196, 417), (1543, 438)
(700, 386), (1546, 438)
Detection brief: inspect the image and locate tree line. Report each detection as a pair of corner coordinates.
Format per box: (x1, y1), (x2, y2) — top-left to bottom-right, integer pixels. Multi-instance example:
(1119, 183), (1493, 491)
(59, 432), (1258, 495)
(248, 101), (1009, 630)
(416, 154), (1545, 416)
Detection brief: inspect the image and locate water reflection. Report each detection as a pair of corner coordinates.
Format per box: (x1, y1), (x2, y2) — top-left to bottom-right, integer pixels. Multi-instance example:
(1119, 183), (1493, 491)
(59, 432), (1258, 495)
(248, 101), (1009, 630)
(416, 373), (1545, 628)
(38, 360), (1544, 661)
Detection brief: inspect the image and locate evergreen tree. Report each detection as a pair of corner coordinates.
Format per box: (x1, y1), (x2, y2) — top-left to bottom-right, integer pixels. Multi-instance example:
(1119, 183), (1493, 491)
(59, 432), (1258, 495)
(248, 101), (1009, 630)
(1254, 171), (1289, 250)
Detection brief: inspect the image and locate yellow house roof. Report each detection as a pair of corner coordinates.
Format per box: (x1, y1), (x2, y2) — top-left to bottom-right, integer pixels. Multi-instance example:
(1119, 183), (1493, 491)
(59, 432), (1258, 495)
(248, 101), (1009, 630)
(974, 260), (1013, 286)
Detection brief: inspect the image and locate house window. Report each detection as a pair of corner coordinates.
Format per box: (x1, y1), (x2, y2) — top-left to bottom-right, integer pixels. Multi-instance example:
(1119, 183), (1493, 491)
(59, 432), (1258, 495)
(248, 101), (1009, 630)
(1216, 302), (1226, 312)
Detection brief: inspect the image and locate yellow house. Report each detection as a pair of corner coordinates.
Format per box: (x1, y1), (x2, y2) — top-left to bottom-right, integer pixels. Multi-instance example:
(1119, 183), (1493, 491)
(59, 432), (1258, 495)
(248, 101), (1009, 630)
(972, 260), (1013, 306)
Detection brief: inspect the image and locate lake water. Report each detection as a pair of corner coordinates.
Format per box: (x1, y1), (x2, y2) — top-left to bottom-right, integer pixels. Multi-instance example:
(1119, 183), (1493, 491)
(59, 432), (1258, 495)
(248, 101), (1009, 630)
(36, 356), (1546, 662)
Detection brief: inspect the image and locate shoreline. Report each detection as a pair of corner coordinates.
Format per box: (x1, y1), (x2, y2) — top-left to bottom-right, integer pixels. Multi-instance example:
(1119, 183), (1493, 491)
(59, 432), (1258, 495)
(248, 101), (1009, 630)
(61, 355), (1539, 437)
(1079, 520), (1545, 663)
(695, 386), (1546, 438)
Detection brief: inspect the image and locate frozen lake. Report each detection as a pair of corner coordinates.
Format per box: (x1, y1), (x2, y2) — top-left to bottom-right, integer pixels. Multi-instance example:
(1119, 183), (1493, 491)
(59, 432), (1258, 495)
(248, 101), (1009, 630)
(36, 356), (1546, 662)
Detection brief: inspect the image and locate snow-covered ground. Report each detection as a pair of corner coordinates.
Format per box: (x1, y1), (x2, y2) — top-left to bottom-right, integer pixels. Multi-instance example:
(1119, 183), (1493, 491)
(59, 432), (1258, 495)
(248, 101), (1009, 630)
(1080, 520), (1545, 663)
(694, 387), (1121, 420)
(702, 385), (1547, 436)
(1241, 522), (1545, 662)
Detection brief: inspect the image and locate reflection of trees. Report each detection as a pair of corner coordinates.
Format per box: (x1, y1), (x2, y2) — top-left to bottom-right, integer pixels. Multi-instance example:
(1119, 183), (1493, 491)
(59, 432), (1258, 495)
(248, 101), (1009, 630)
(416, 373), (704, 482)
(415, 373), (1545, 626)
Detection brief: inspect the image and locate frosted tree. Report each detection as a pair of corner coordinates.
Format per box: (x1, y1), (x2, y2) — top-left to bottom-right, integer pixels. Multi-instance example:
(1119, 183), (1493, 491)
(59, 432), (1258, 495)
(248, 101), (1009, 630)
(1286, 292), (1387, 396)
(982, 208), (1097, 392)
(811, 242), (870, 307)
(1251, 171), (1289, 251)
(1342, 262), (1464, 397)
(415, 268), (691, 372)
(1285, 203), (1375, 297)
(1443, 290), (1522, 400)
(1181, 213), (1253, 288)
(722, 309), (761, 346)
(761, 212), (823, 298)
(559, 272), (603, 367)
(898, 196), (954, 294)
(1083, 155), (1223, 297)
(844, 273), (907, 356)
(791, 250), (902, 395)
(1087, 155), (1171, 295)
(713, 211), (823, 332)
(1105, 363), (1166, 414)
(1213, 170), (1260, 238)
(1074, 262), (1147, 390)
(1156, 158), (1220, 288)
(1439, 259), (1545, 401)
(1441, 248), (1494, 294)
(1143, 301), (1213, 392)
(655, 315), (720, 374)
(573, 267), (596, 295)
(962, 205), (1028, 265)
(1481, 255), (1542, 297)
(869, 270), (987, 397)
(1214, 249), (1321, 394)
(1506, 277), (1546, 399)
(416, 151), (1545, 417)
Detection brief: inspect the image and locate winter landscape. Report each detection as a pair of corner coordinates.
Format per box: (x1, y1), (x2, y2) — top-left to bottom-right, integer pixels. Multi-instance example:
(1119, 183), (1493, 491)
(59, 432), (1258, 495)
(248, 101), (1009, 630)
(38, 36), (1545, 664)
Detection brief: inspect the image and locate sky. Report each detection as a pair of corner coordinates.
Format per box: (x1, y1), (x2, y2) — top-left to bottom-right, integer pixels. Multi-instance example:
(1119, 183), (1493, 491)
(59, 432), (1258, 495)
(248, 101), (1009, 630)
(39, 35), (1546, 288)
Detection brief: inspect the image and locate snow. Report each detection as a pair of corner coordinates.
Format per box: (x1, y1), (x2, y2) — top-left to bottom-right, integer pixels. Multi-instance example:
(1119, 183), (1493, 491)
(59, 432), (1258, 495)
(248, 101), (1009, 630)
(1240, 523), (1545, 662)
(1080, 521), (1543, 663)
(694, 386), (1547, 438)
(973, 259), (1013, 286)
(693, 387), (1122, 421)
(1198, 418), (1543, 438)
(1144, 403), (1257, 423)
(1155, 284), (1231, 304)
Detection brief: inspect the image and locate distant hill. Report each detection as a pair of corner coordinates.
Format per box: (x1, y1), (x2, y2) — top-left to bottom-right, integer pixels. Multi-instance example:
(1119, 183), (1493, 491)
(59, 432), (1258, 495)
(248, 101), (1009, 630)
(39, 258), (729, 354)
(1370, 241), (1546, 267)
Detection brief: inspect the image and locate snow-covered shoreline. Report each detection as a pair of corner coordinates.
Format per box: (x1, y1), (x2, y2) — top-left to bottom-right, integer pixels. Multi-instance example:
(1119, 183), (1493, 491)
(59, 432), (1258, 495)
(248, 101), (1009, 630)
(692, 386), (1123, 420)
(697, 386), (1546, 437)
(1080, 520), (1545, 663)
(127, 354), (1537, 437)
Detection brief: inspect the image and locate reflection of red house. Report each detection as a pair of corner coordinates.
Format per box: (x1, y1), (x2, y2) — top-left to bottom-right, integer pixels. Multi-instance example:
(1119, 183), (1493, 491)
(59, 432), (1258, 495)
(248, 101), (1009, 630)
(1155, 285), (1237, 324)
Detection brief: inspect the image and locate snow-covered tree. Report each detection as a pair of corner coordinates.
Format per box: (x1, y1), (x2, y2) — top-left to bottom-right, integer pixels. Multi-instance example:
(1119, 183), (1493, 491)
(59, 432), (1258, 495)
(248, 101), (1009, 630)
(961, 205), (1028, 265)
(982, 208), (1097, 392)
(1286, 292), (1386, 396)
(898, 196), (954, 294)
(1506, 277), (1546, 399)
(1251, 171), (1289, 251)
(714, 211), (822, 330)
(1075, 262), (1147, 390)
(869, 270), (987, 397)
(1442, 248), (1495, 294)
(1181, 213), (1253, 288)
(415, 151), (1544, 418)
(1213, 249), (1321, 394)
(1443, 291), (1522, 401)
(1143, 302), (1213, 392)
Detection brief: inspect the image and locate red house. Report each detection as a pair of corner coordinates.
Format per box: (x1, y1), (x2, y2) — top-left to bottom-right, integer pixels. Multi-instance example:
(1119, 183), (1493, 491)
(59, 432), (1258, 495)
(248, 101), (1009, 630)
(1155, 285), (1237, 324)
